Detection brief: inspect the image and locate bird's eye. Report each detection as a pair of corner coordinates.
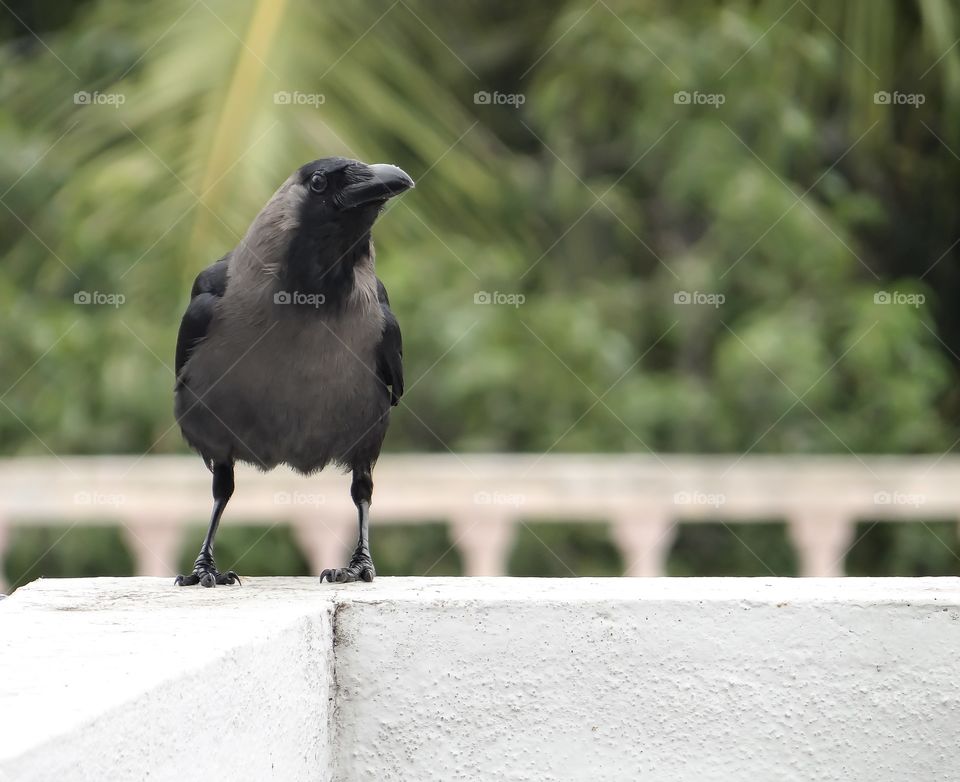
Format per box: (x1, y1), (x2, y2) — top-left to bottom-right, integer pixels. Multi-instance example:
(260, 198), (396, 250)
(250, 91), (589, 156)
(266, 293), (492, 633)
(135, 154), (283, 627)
(309, 172), (327, 193)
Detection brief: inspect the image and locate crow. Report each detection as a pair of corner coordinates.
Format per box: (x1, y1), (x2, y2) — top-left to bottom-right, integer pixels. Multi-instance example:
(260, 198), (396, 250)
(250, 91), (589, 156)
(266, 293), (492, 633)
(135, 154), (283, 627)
(173, 158), (414, 587)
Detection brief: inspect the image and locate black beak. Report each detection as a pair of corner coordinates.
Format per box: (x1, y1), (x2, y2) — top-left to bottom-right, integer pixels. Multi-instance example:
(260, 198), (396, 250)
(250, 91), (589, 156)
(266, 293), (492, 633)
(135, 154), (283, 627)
(338, 163), (415, 209)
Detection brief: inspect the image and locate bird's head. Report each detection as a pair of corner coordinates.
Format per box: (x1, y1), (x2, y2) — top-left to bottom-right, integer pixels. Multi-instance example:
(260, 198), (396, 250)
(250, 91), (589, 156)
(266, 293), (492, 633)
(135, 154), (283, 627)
(252, 157), (414, 301)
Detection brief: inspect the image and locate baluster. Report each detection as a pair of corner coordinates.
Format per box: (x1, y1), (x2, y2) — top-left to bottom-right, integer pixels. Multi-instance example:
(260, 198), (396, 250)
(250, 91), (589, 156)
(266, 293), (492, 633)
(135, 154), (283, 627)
(611, 510), (676, 577)
(0, 518), (9, 592)
(449, 513), (515, 576)
(122, 519), (183, 578)
(292, 515), (355, 576)
(788, 512), (855, 577)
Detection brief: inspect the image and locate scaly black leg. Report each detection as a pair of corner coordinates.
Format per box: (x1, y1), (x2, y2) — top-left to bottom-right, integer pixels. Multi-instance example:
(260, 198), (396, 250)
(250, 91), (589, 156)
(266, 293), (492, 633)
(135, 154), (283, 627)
(320, 467), (376, 583)
(175, 461), (241, 587)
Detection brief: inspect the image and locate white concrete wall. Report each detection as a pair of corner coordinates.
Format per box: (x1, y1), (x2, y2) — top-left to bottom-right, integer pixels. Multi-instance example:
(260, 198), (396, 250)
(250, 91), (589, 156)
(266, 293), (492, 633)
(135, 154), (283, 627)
(0, 579), (334, 781)
(2, 577), (960, 781)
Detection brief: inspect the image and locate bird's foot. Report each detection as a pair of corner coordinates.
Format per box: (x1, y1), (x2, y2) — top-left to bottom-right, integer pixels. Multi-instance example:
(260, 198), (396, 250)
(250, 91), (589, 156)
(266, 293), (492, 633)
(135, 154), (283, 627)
(320, 550), (375, 583)
(174, 556), (241, 588)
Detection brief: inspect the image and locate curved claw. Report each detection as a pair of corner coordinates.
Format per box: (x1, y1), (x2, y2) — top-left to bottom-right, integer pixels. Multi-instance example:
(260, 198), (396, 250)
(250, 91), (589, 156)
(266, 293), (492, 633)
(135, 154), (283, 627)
(174, 566), (242, 587)
(319, 563), (375, 583)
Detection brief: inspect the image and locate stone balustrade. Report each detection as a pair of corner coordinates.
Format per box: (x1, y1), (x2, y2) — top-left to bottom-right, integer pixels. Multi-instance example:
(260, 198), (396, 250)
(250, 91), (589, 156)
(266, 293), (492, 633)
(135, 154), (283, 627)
(0, 454), (957, 589)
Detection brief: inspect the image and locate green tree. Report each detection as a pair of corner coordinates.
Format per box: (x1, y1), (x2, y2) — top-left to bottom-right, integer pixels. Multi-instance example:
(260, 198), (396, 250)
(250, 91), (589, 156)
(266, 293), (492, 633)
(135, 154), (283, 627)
(2, 0), (960, 580)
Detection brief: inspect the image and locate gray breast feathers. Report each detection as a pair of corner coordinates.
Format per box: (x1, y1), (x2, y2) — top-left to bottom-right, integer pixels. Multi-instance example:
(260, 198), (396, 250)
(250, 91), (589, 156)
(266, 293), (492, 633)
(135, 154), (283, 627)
(175, 259), (390, 473)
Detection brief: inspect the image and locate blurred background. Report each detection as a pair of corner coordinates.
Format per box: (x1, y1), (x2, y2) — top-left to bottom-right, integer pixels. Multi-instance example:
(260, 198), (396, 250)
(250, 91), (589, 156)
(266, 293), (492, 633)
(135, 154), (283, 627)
(2, 0), (960, 589)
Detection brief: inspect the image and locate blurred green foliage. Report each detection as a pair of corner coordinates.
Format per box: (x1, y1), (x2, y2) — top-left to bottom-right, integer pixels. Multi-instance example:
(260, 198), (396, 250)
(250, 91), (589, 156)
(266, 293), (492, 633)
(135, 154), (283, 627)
(668, 522), (799, 577)
(509, 521), (625, 577)
(373, 522), (463, 577)
(6, 526), (135, 586)
(2, 0), (960, 584)
(846, 519), (960, 576)
(176, 526), (312, 579)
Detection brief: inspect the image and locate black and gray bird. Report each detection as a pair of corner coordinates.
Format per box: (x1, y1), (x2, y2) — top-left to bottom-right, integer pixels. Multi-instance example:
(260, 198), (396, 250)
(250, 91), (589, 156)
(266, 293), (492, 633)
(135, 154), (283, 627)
(173, 157), (414, 587)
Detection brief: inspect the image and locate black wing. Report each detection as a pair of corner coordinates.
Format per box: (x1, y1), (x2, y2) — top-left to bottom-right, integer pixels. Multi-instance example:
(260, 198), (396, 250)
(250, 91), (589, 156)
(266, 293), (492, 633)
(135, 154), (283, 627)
(175, 254), (230, 382)
(375, 277), (404, 406)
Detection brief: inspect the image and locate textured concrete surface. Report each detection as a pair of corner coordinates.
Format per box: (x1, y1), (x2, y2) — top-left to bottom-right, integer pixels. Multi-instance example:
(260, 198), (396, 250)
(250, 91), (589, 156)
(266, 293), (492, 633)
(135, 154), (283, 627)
(332, 578), (960, 782)
(2, 577), (960, 781)
(0, 578), (335, 781)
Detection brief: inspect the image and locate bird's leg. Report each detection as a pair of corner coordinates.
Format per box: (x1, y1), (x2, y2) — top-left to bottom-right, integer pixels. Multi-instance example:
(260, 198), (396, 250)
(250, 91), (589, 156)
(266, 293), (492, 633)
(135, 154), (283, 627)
(320, 468), (376, 583)
(175, 462), (241, 587)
